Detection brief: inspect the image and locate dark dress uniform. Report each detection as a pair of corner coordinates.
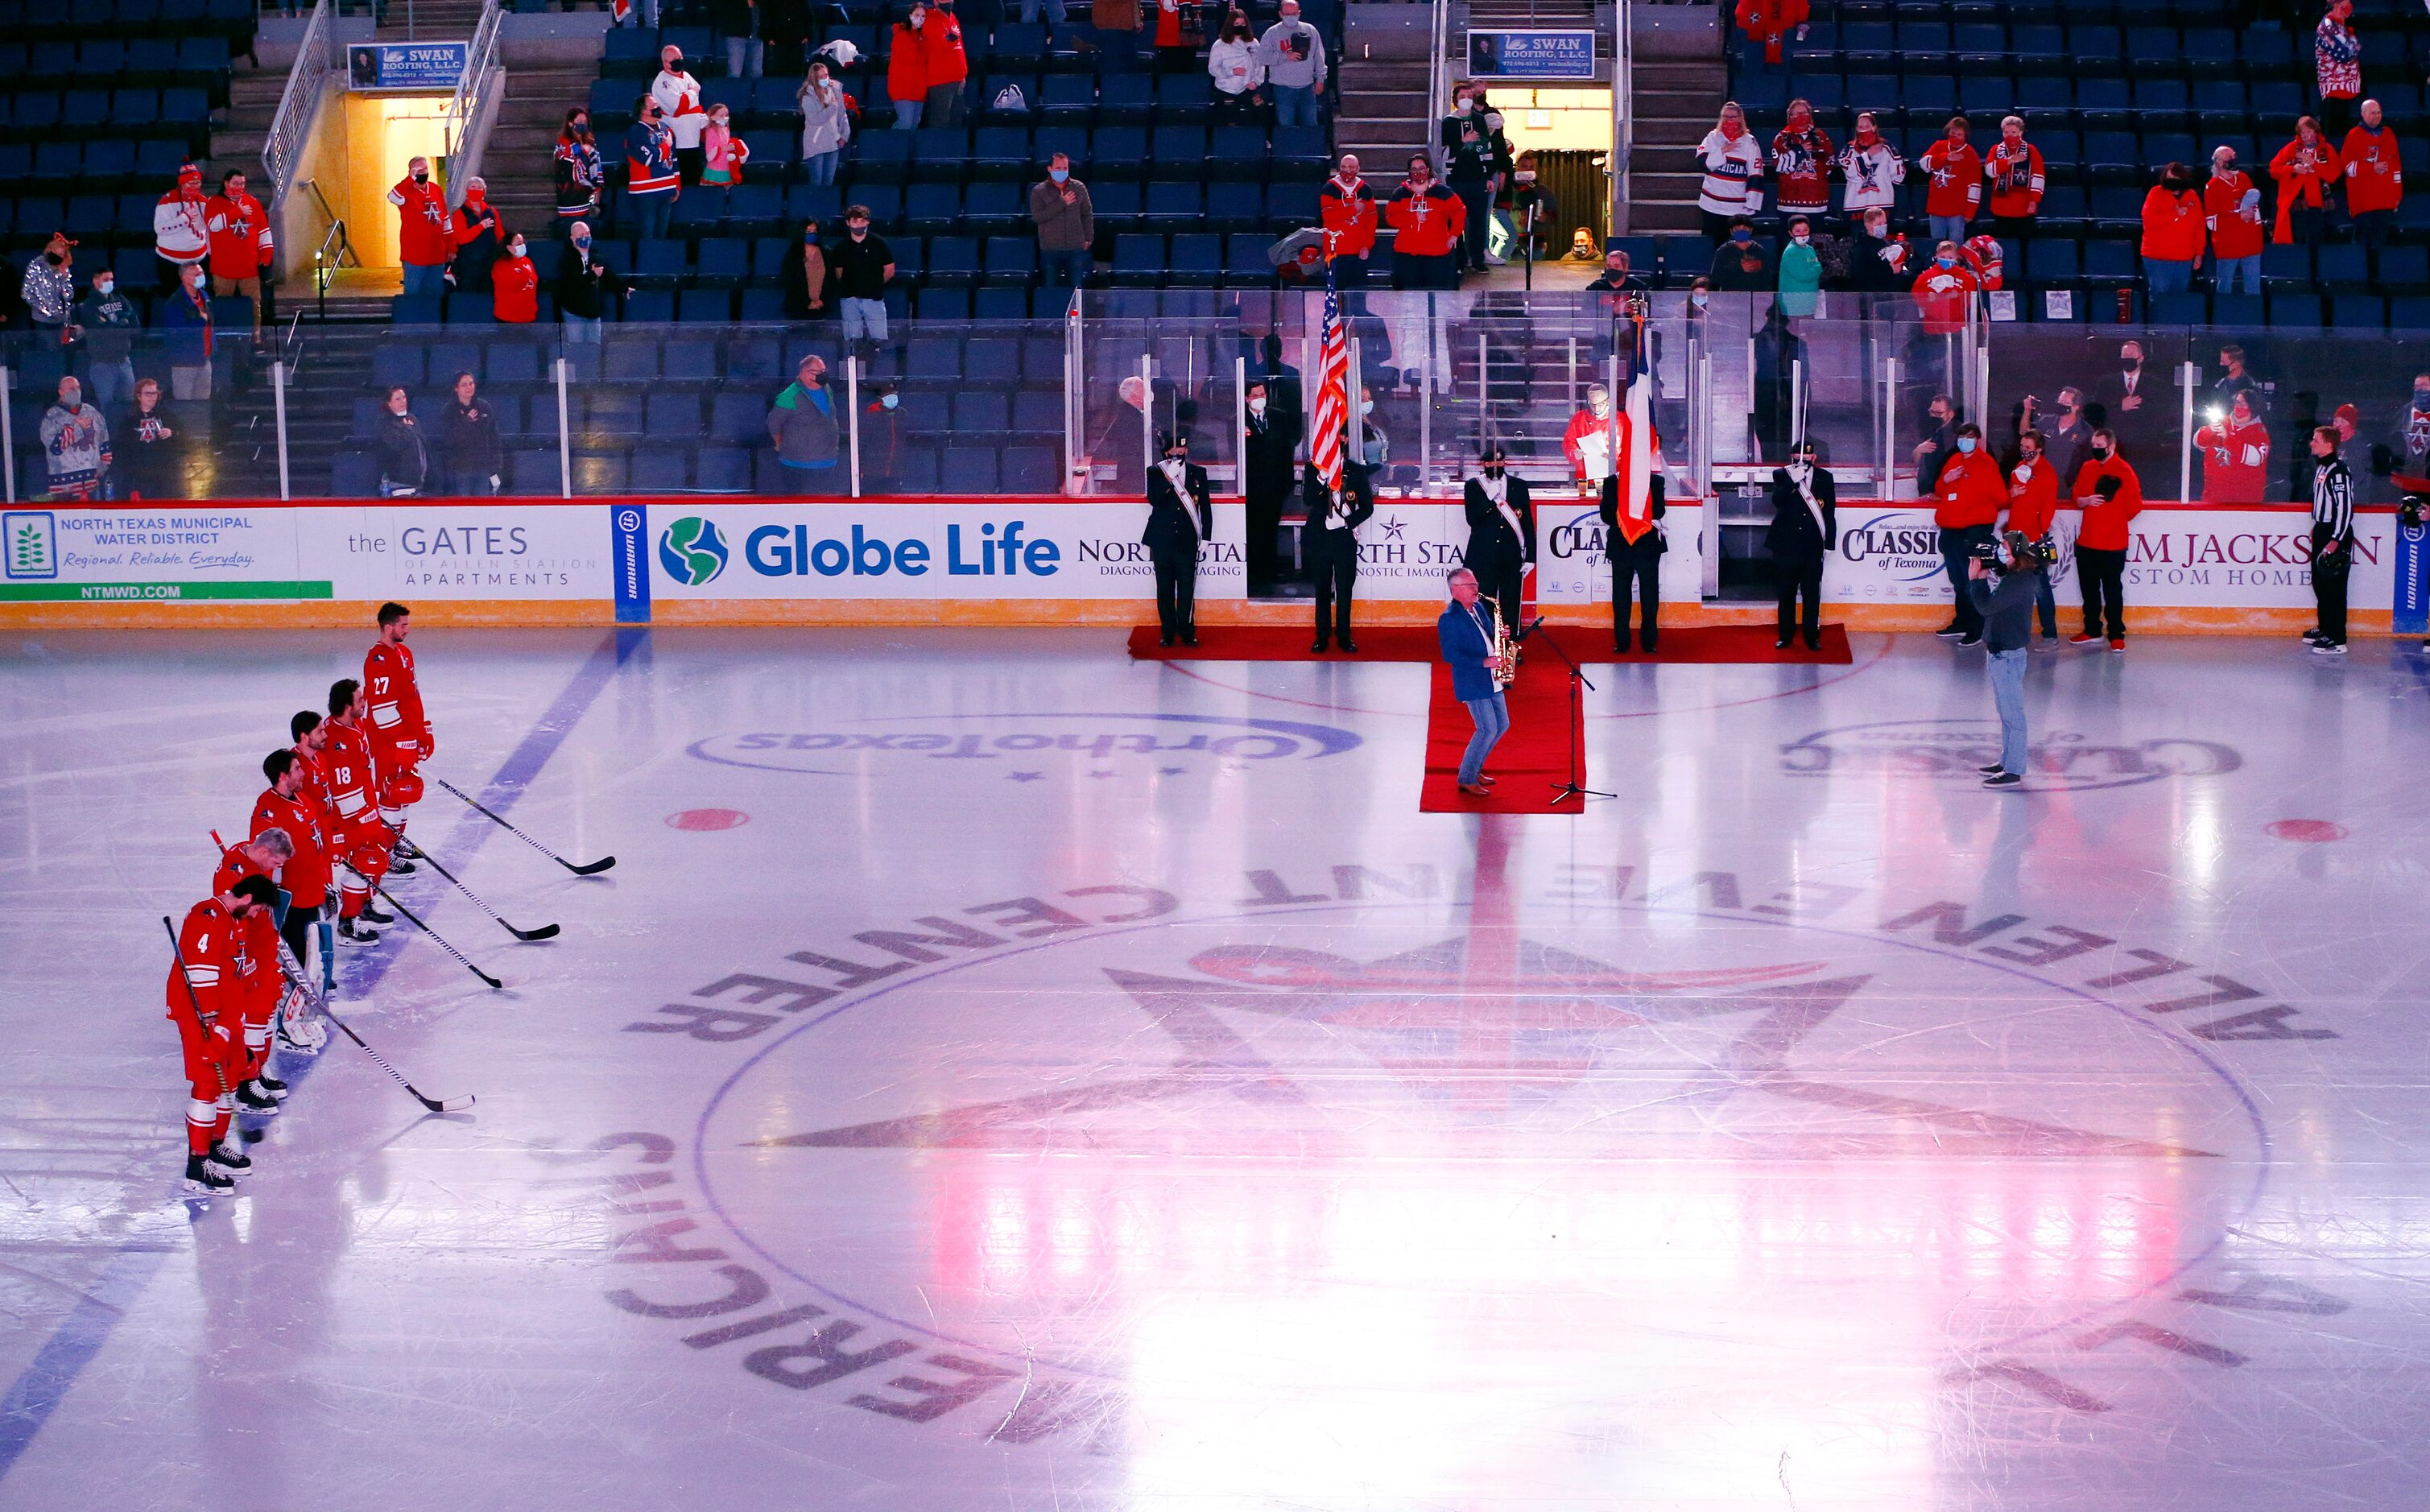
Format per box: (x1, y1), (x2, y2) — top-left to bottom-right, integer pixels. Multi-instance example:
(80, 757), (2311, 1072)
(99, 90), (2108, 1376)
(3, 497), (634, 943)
(1461, 470), (1536, 637)
(1243, 401), (1302, 596)
(1765, 461), (1838, 648)
(1304, 460), (1376, 651)
(1597, 471), (1667, 653)
(1143, 456), (1215, 644)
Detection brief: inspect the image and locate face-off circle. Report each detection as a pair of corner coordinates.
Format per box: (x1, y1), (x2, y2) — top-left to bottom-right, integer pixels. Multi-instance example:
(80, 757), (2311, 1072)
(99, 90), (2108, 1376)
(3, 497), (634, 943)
(695, 904), (2266, 1390)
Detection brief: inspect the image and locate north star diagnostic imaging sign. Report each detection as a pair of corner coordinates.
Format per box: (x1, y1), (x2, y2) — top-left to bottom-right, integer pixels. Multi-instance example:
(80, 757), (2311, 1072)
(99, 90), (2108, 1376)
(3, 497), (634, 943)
(348, 41), (470, 92)
(1466, 30), (1600, 81)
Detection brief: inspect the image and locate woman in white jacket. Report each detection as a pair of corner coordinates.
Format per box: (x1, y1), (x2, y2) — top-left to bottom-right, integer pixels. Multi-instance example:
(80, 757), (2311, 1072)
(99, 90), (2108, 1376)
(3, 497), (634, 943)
(1694, 101), (1764, 243)
(798, 60), (852, 188)
(1834, 111), (1906, 221)
(1207, 10), (1267, 125)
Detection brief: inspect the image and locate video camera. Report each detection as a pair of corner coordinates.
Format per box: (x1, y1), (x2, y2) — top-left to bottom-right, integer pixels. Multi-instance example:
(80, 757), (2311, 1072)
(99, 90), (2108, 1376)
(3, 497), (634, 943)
(1974, 531), (2056, 571)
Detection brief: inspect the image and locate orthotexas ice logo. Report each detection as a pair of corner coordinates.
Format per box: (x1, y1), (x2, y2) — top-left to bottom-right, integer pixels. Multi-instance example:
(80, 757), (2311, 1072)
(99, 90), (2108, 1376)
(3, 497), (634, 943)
(688, 712), (1362, 775)
(4, 511), (57, 580)
(1783, 717), (2242, 790)
(658, 516), (729, 586)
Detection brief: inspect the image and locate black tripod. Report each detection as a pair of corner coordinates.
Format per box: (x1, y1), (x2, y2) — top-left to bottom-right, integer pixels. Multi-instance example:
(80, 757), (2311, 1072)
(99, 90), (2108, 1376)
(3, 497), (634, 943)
(1523, 618), (1613, 806)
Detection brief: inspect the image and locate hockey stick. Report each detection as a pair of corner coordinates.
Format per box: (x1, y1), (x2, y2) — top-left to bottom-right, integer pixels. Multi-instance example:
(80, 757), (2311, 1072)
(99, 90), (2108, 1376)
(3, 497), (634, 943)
(391, 841), (560, 941)
(160, 917), (234, 1099)
(317, 1005), (475, 1113)
(374, 885), (504, 990)
(430, 776), (615, 875)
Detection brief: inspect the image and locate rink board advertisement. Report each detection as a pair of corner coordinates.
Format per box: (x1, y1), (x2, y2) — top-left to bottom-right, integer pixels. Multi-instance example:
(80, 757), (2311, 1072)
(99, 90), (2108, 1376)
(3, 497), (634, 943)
(0, 502), (608, 604)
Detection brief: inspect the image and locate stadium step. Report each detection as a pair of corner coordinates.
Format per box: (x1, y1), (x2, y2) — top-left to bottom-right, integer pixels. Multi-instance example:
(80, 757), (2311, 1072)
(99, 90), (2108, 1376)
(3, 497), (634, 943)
(375, 0), (489, 39)
(479, 64), (601, 236)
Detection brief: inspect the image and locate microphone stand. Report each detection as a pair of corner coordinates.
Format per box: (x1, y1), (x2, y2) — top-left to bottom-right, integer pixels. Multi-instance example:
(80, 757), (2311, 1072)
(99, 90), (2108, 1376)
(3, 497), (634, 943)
(1523, 617), (1612, 806)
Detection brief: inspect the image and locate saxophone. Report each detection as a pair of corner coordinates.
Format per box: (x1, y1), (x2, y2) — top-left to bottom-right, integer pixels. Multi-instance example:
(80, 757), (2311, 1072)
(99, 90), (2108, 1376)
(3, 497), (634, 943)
(1490, 613), (1515, 691)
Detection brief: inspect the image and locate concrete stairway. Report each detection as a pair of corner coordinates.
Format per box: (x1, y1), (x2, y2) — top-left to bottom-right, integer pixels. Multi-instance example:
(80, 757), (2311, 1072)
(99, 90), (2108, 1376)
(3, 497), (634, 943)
(378, 0), (488, 40)
(1623, 6), (1726, 234)
(481, 64), (598, 238)
(210, 57), (283, 182)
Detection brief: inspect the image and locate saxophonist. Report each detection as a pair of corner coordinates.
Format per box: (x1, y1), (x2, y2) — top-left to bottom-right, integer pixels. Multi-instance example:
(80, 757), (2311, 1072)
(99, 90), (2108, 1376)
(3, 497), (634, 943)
(1440, 567), (1510, 799)
(1143, 429), (1213, 647)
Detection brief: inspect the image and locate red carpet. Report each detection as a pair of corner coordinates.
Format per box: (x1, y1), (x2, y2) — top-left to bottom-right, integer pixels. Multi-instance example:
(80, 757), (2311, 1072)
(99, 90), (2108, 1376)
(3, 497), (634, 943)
(1128, 621), (1852, 816)
(1127, 622), (1853, 665)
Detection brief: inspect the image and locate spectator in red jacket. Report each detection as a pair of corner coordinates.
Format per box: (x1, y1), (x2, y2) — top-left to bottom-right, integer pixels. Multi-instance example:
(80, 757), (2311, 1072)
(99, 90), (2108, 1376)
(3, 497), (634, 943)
(1934, 420), (2005, 645)
(2070, 428), (2143, 648)
(203, 168), (271, 338)
(1386, 155), (1465, 289)
(1770, 99), (1834, 217)
(2341, 97), (2404, 246)
(388, 156), (452, 300)
(1918, 117), (1982, 249)
(1320, 153), (1379, 286)
(1733, 0), (1808, 72)
(2271, 116), (2341, 244)
(1983, 116), (2044, 242)
(2204, 144), (2267, 295)
(887, 6), (929, 127)
(2139, 163), (2206, 297)
(2195, 390), (2273, 505)
(920, 0), (969, 129)
(1911, 241), (1981, 334)
(2006, 429), (2063, 643)
(494, 233), (539, 324)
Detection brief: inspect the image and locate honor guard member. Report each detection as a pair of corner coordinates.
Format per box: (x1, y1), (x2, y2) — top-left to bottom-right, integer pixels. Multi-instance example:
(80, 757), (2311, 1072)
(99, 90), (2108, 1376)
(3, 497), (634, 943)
(1143, 431), (1215, 647)
(168, 874), (279, 1193)
(1304, 453), (1377, 653)
(1462, 445), (1535, 641)
(364, 602), (431, 861)
(1242, 378), (1302, 596)
(1765, 440), (1837, 651)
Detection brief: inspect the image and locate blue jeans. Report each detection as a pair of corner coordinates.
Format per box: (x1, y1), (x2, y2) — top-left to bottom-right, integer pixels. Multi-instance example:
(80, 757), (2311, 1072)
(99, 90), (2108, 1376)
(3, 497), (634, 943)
(565, 314), (601, 343)
(1272, 83), (1318, 127)
(893, 99), (924, 129)
(2145, 256), (2193, 296)
(2214, 252), (2261, 295)
(842, 296), (888, 341)
(402, 262), (446, 298)
(2353, 208), (2395, 247)
(87, 358), (136, 411)
(804, 149), (841, 186)
(2032, 570), (2057, 639)
(1043, 247), (1092, 287)
(1987, 648), (2028, 776)
(1927, 213), (1969, 250)
(1458, 692), (1508, 785)
(725, 35), (763, 79)
(630, 191), (674, 240)
(1019, 0), (1065, 23)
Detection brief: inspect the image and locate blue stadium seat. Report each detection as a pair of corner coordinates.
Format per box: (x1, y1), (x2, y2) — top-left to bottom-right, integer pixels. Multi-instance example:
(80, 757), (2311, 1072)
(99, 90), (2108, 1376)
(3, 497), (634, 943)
(2082, 240), (2138, 284)
(1098, 73), (1155, 125)
(1168, 233), (1223, 287)
(961, 180), (1024, 236)
(330, 452), (379, 498)
(1207, 180), (1263, 233)
(644, 391), (701, 439)
(2316, 243), (2370, 294)
(974, 126), (1031, 178)
(2125, 27), (2183, 77)
(1110, 233), (1167, 286)
(1151, 126), (1208, 174)
(2267, 291), (2323, 327)
(444, 294), (494, 325)
(1143, 180), (1203, 229)
(1209, 126), (1269, 180)
(940, 448), (998, 493)
(726, 184), (782, 234)
(982, 235), (1038, 284)
(631, 451), (688, 493)
(905, 181), (964, 233)
(2391, 295), (2430, 330)
(927, 235), (982, 286)
(632, 239), (689, 288)
(2076, 79), (2130, 134)
(2210, 293), (2263, 328)
(622, 289), (676, 322)
(2332, 294), (2387, 329)
(914, 126), (973, 175)
(854, 183), (905, 229)
(857, 130), (915, 181)
(1002, 445), (1058, 492)
(2022, 238), (2077, 287)
(1266, 181), (1319, 233)
(1092, 126), (1150, 179)
(508, 449), (559, 496)
(973, 287), (1031, 318)
(1155, 73), (1211, 124)
(371, 344), (426, 390)
(696, 448), (753, 491)
(1223, 234), (1275, 287)
(963, 336), (1020, 382)
(1272, 126), (1329, 178)
(710, 390), (763, 443)
(1039, 74), (1095, 122)
(1089, 179), (1143, 233)
(490, 341), (546, 386)
(2149, 292), (2206, 324)
(678, 287), (736, 321)
(954, 390), (1012, 430)
(2379, 246), (2430, 295)
(994, 23), (1049, 68)
(671, 190), (726, 235)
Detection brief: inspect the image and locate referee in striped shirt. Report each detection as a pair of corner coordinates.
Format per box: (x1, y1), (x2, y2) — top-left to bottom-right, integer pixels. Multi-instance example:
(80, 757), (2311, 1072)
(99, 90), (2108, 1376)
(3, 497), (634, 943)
(2308, 425), (2356, 655)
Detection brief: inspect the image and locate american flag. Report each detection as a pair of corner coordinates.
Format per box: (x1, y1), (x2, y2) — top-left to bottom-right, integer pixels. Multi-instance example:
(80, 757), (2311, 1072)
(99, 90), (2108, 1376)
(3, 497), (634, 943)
(1310, 260), (1349, 499)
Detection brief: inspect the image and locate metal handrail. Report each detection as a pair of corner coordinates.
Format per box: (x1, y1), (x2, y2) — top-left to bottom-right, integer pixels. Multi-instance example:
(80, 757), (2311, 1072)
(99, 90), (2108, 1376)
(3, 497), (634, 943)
(1426, 0), (1451, 171)
(1612, 0), (1632, 235)
(266, 0), (336, 205)
(443, 0), (506, 200)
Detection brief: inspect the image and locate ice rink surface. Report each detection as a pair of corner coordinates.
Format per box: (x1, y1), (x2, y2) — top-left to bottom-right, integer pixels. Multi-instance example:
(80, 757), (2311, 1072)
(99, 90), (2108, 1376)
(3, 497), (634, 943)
(2, 624), (2426, 1510)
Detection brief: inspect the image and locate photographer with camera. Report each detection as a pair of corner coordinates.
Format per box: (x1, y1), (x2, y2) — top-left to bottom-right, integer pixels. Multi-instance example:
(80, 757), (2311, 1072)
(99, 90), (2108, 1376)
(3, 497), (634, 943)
(1967, 531), (2051, 790)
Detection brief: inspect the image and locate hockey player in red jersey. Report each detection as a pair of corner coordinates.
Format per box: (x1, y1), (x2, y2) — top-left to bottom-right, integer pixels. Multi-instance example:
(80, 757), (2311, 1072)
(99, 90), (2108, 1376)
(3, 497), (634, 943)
(364, 603), (432, 850)
(252, 748), (332, 1009)
(211, 828), (295, 1107)
(324, 677), (399, 940)
(168, 875), (279, 1193)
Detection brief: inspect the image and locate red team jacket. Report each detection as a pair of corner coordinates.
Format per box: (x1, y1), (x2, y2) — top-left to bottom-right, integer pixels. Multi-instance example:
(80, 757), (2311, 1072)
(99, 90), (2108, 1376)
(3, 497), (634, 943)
(1984, 139), (2044, 219)
(1918, 139), (1982, 219)
(169, 899), (243, 1027)
(2005, 454), (2060, 539)
(1933, 450), (2005, 530)
(203, 189), (271, 280)
(1911, 261), (1981, 333)
(2203, 169), (2267, 261)
(1319, 175), (1379, 258)
(2194, 414), (2272, 504)
(2071, 456), (2145, 550)
(1385, 184), (1465, 257)
(2140, 187), (2207, 262)
(364, 642), (431, 762)
(389, 176), (453, 268)
(2341, 123), (2404, 214)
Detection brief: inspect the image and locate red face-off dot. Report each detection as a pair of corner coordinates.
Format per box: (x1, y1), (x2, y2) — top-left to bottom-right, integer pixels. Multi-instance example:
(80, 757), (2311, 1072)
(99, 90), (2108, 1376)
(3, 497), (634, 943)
(2265, 819), (2347, 843)
(667, 808), (750, 832)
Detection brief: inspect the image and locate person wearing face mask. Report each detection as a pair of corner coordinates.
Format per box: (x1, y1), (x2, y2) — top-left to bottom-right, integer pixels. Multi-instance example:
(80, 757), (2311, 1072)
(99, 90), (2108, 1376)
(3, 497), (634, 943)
(626, 96), (682, 240)
(2139, 163), (2206, 298)
(1911, 392), (1956, 498)
(1770, 99), (1834, 221)
(1778, 217), (1822, 318)
(1965, 532), (2048, 790)
(1932, 421), (2003, 646)
(2340, 96), (2404, 247)
(1846, 207), (1904, 292)
(2003, 430), (2062, 646)
(448, 178), (502, 295)
(920, 0), (969, 127)
(1835, 113), (1905, 229)
(162, 261), (215, 402)
(1765, 440), (1835, 651)
(1984, 117), (2044, 242)
(1502, 152), (1558, 262)
(19, 233), (79, 386)
(1386, 155), (1465, 290)
(2315, 0), (2361, 138)
(889, 4), (931, 128)
(1353, 386), (1389, 472)
(118, 378), (184, 500)
(1320, 155), (1378, 287)
(2037, 387), (2091, 484)
(1208, 10), (1267, 123)
(831, 206), (897, 350)
(1441, 87), (1502, 274)
(2068, 426), (2141, 650)
(2195, 390), (2273, 506)
(1918, 118), (1982, 250)
(436, 372), (502, 498)
(1706, 218), (1772, 291)
(2092, 341), (2157, 464)
(1695, 101), (1764, 245)
(39, 376), (110, 502)
(700, 106), (751, 187)
(767, 354), (840, 483)
(799, 60), (851, 185)
(389, 156), (453, 300)
(204, 170), (272, 339)
(1143, 431), (1214, 647)
(2204, 147), (2266, 295)
(375, 386), (429, 498)
(650, 46), (709, 186)
(1259, 0), (1326, 130)
(1242, 378), (1300, 596)
(1462, 445), (1535, 638)
(76, 268), (139, 411)
(494, 234), (539, 324)
(2271, 115), (2341, 245)
(1304, 448), (1376, 654)
(1910, 239), (1980, 336)
(2307, 423), (2356, 653)
(552, 221), (622, 341)
(1030, 152), (1096, 291)
(556, 109), (604, 227)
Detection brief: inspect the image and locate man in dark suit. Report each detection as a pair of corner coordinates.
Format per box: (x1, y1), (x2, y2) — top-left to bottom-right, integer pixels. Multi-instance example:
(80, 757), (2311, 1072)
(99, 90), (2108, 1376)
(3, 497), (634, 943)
(2089, 339), (2159, 469)
(1143, 430), (1214, 647)
(1242, 378), (1302, 597)
(1461, 444), (1535, 638)
(1765, 439), (1837, 650)
(1304, 458), (1375, 653)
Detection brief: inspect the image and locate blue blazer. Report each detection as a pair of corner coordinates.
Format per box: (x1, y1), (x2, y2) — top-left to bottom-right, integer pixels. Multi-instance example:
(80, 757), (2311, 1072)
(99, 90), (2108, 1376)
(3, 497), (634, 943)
(1439, 597), (1499, 702)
